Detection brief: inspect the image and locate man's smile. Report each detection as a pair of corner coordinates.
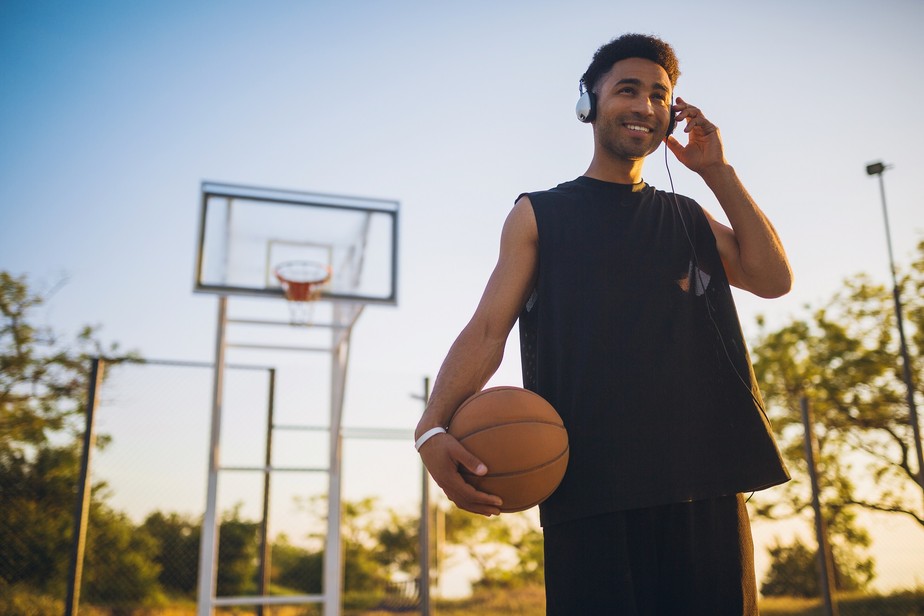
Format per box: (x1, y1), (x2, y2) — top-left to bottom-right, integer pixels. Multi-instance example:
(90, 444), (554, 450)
(625, 123), (652, 134)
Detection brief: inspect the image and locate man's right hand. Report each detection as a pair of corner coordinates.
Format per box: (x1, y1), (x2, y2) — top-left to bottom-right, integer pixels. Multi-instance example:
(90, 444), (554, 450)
(418, 432), (503, 516)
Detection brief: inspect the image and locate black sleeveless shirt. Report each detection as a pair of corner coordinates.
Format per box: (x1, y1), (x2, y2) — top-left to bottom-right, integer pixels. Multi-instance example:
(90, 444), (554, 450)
(518, 176), (789, 527)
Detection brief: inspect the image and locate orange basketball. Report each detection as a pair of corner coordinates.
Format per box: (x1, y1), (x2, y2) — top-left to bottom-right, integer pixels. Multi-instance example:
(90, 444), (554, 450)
(448, 386), (569, 513)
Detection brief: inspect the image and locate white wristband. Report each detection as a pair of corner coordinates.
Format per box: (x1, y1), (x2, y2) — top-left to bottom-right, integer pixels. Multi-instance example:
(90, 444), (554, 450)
(415, 427), (447, 451)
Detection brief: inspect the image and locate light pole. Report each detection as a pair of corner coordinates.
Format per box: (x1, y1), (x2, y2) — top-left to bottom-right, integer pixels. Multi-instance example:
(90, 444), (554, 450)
(866, 161), (924, 508)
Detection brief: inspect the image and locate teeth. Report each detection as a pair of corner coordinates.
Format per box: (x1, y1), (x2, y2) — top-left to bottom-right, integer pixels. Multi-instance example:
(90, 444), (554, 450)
(626, 124), (651, 133)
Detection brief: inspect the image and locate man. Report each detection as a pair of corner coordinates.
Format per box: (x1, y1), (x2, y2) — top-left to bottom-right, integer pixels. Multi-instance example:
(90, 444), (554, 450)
(415, 33), (792, 614)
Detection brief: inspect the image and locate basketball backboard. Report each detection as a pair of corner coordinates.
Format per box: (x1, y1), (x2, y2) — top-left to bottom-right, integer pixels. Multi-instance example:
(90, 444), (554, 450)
(194, 182), (398, 305)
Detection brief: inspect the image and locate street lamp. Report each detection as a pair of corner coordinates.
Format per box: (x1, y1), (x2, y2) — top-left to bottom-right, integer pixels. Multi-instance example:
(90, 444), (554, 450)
(866, 161), (924, 508)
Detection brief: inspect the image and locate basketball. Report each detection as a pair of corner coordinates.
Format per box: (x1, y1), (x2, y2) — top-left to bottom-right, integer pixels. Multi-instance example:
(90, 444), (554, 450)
(448, 386), (569, 513)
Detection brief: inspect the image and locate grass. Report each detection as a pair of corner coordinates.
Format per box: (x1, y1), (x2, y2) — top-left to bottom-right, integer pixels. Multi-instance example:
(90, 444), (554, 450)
(353, 587), (924, 616)
(760, 590), (924, 616)
(6, 585), (923, 615)
(347, 585), (546, 616)
(361, 586), (846, 616)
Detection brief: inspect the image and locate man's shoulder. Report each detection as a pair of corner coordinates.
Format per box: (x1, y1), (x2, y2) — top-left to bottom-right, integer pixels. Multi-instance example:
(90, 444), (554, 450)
(519, 177), (582, 197)
(516, 177), (588, 207)
(649, 185), (700, 209)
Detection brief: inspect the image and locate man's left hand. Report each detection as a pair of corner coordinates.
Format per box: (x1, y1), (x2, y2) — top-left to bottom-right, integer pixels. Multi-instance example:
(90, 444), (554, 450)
(665, 96), (726, 174)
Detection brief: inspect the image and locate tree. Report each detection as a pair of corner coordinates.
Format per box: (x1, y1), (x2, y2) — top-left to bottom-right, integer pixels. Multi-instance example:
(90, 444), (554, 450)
(443, 507), (544, 590)
(82, 503), (162, 604)
(271, 533), (322, 594)
(373, 508), (420, 581)
(0, 441), (79, 594)
(215, 505), (261, 596)
(141, 507), (280, 599)
(752, 240), (923, 526)
(761, 537), (873, 598)
(298, 496), (395, 593)
(141, 511), (201, 596)
(0, 271), (139, 600)
(269, 496), (547, 599)
(750, 239), (924, 591)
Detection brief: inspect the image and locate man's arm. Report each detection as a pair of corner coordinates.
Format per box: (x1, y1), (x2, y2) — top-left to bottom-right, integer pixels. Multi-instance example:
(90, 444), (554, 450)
(666, 96), (793, 298)
(416, 196), (539, 516)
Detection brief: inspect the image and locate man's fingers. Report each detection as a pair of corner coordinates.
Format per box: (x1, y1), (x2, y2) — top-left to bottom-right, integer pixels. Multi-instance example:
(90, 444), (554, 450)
(420, 433), (504, 515)
(443, 480), (504, 516)
(672, 97), (717, 135)
(449, 439), (488, 476)
(443, 440), (503, 509)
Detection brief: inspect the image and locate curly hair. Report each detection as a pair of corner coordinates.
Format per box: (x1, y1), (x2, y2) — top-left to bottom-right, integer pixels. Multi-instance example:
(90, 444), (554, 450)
(580, 33), (680, 94)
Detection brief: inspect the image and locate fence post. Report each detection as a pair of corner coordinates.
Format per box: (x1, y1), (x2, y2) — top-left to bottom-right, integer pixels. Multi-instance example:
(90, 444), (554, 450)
(64, 357), (105, 616)
(256, 368), (276, 616)
(800, 395), (840, 616)
(418, 376), (432, 616)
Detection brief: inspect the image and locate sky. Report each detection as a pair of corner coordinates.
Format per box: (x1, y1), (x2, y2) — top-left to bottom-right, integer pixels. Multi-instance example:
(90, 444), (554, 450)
(2, 0), (924, 595)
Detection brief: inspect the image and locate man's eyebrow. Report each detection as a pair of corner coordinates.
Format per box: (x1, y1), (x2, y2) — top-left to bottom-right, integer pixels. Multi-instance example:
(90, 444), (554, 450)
(613, 77), (671, 92)
(613, 77), (643, 88)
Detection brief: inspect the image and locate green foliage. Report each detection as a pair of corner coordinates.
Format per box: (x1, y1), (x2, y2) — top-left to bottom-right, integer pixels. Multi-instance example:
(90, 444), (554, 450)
(751, 239), (924, 593)
(761, 537), (873, 598)
(298, 495), (395, 594)
(0, 441), (80, 594)
(82, 504), (162, 604)
(373, 508), (420, 577)
(762, 539), (819, 598)
(341, 498), (391, 593)
(279, 495), (546, 598)
(752, 240), (924, 528)
(0, 271), (139, 600)
(444, 507), (545, 590)
(141, 511), (201, 596)
(272, 534), (322, 594)
(0, 272), (134, 450)
(216, 505), (261, 596)
(0, 583), (65, 615)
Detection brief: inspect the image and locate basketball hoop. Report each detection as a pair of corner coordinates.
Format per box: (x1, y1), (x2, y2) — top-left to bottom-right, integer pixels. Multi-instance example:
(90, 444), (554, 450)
(274, 261), (332, 325)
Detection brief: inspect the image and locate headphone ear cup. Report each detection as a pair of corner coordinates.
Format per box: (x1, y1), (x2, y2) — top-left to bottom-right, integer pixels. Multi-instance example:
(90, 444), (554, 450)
(576, 91), (596, 123)
(667, 102), (676, 137)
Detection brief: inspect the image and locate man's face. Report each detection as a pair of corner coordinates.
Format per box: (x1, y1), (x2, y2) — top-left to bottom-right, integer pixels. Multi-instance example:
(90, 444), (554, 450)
(592, 57), (673, 161)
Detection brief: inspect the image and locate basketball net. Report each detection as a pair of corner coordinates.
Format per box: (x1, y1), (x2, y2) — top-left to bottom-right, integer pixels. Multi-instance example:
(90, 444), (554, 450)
(274, 261), (332, 326)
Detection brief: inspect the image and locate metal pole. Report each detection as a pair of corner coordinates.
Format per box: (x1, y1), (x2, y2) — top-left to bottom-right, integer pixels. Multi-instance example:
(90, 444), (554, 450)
(324, 305), (351, 616)
(418, 377), (432, 616)
(867, 162), (924, 509)
(64, 357), (105, 616)
(256, 368), (277, 616)
(197, 296), (229, 616)
(801, 396), (840, 616)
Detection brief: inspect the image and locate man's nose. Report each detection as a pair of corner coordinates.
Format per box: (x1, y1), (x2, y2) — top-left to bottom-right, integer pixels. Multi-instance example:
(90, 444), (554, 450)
(631, 96), (657, 117)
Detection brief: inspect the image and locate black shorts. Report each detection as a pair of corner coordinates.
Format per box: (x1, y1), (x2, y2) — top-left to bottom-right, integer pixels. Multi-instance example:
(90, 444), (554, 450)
(543, 493), (757, 616)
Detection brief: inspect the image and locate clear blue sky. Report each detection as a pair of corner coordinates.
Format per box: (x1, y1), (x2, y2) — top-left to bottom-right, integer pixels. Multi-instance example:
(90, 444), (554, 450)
(2, 0), (923, 592)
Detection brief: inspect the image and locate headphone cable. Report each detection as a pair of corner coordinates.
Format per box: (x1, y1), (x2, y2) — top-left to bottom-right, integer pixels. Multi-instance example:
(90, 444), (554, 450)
(663, 144), (770, 417)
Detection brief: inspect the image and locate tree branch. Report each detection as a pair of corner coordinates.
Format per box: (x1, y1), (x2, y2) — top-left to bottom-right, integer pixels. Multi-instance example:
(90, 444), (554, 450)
(846, 498), (924, 528)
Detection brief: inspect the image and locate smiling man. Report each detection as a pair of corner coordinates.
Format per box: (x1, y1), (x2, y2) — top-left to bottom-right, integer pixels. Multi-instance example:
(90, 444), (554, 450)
(415, 33), (792, 614)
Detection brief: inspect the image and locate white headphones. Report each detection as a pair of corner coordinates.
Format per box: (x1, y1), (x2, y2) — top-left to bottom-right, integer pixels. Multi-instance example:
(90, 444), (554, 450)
(575, 87), (595, 123)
